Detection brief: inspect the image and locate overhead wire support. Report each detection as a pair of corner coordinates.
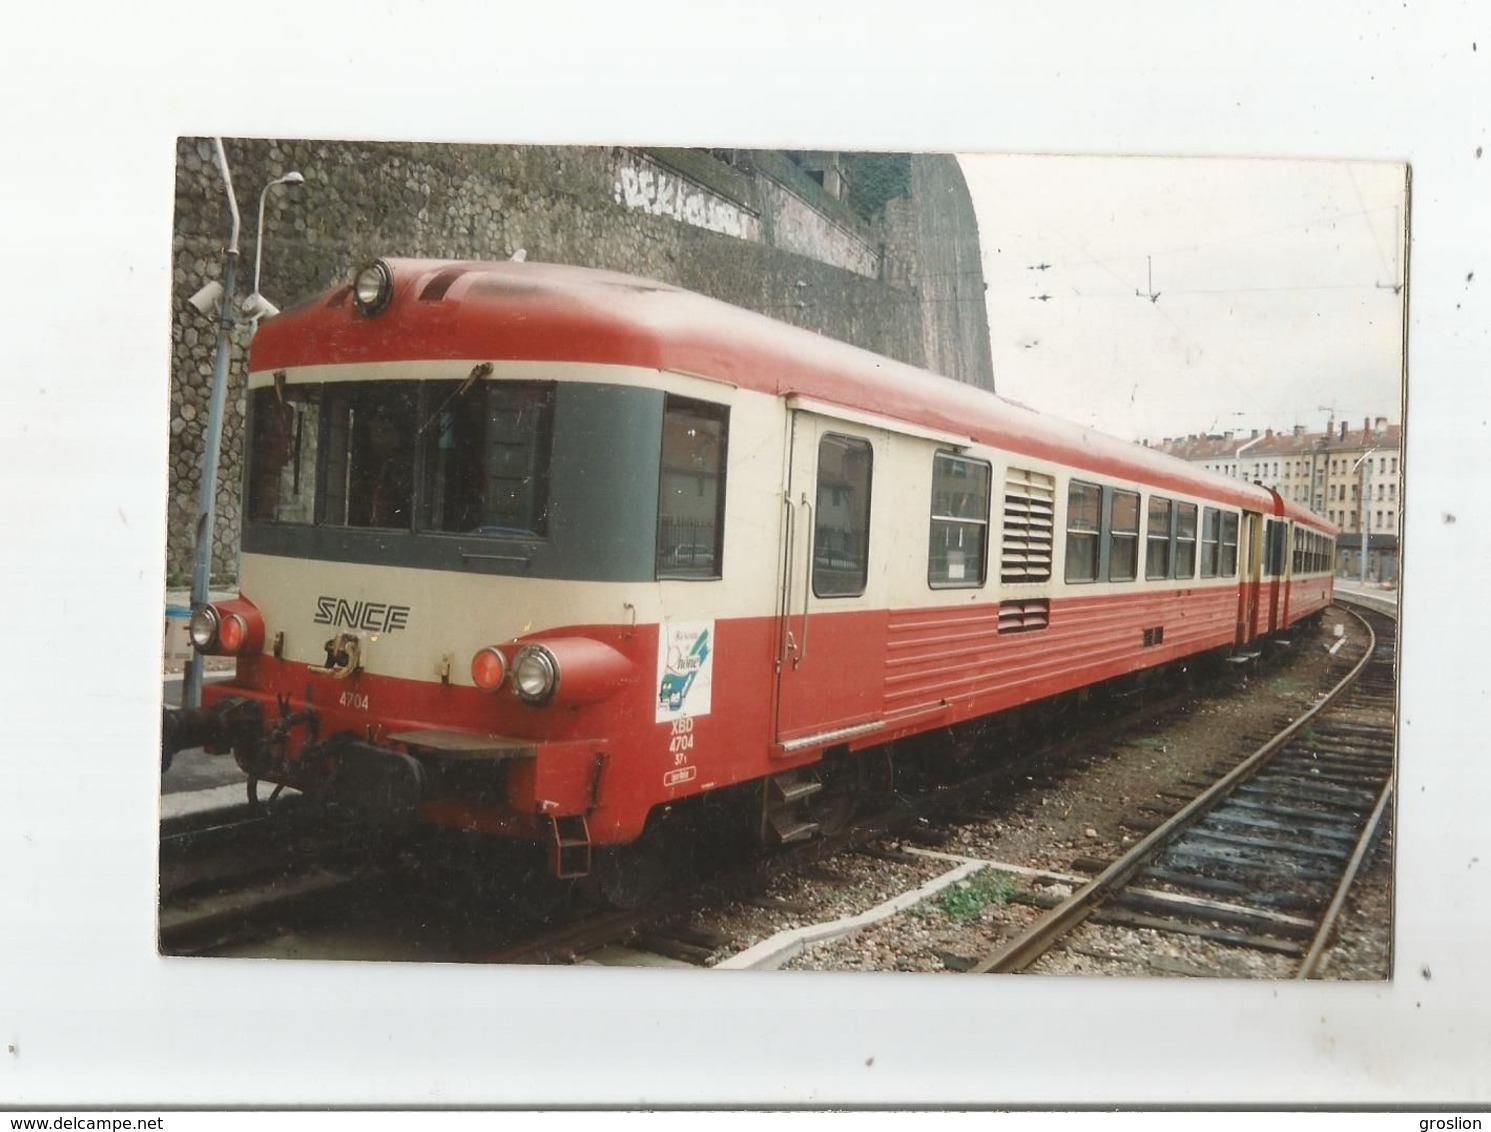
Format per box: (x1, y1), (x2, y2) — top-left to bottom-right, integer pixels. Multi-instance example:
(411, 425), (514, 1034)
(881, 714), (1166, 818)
(1136, 255), (1161, 303)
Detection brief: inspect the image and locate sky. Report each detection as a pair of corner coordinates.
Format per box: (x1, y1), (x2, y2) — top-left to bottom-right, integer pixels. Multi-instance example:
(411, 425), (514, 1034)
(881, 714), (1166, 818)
(960, 154), (1408, 444)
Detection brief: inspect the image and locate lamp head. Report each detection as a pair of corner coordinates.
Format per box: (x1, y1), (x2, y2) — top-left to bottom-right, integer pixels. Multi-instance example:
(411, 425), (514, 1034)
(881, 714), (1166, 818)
(187, 280), (224, 316)
(241, 292), (280, 320)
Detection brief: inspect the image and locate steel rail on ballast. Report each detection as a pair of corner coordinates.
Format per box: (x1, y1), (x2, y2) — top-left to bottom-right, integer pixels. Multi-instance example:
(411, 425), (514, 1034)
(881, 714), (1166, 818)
(970, 606), (1380, 975)
(1295, 773), (1394, 978)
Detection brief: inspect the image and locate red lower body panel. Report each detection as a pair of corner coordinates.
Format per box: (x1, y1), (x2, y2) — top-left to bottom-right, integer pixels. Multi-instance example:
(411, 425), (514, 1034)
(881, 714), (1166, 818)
(201, 584), (1265, 849)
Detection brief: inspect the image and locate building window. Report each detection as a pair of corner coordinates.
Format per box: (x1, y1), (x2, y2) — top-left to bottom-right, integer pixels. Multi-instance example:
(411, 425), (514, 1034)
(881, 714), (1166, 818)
(928, 452), (991, 588)
(1107, 489), (1140, 581)
(812, 433), (872, 597)
(1064, 480), (1102, 584)
(657, 396), (728, 578)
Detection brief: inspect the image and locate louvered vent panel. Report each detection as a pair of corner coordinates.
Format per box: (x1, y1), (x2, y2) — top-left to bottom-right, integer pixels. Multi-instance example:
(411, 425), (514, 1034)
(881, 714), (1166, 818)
(997, 598), (1051, 634)
(1001, 468), (1056, 583)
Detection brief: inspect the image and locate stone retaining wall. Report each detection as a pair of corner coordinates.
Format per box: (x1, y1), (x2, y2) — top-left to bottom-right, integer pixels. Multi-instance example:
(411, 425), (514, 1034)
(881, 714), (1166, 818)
(168, 140), (993, 580)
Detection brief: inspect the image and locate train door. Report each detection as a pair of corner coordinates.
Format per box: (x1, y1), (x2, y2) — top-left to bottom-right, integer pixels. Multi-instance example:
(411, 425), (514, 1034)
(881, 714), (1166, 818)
(1279, 521), (1295, 628)
(1264, 517), (1286, 633)
(773, 410), (886, 754)
(1239, 510), (1264, 644)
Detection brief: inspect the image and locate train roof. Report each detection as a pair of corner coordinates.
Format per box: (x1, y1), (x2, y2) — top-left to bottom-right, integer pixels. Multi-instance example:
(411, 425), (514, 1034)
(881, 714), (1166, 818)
(253, 257), (1336, 529)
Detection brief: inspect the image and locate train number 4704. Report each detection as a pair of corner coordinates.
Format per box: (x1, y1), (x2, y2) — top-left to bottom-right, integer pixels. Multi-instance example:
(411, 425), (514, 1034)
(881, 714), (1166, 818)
(339, 691), (370, 711)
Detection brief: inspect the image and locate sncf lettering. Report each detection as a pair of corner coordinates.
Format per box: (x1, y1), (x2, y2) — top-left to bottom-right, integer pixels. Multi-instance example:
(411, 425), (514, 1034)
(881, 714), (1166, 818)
(313, 595), (411, 633)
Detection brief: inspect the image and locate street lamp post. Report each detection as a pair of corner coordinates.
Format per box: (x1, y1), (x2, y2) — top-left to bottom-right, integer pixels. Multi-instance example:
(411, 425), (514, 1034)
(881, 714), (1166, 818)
(1352, 447), (1378, 587)
(181, 162), (306, 709)
(182, 139), (241, 710)
(246, 171), (304, 322)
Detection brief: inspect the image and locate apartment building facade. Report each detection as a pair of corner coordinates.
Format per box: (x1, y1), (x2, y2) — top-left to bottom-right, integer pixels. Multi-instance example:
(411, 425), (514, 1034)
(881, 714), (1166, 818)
(1150, 416), (1401, 583)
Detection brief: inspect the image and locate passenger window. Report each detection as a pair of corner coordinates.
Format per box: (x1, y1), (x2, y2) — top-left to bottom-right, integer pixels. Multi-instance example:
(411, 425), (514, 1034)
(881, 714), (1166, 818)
(928, 453), (991, 588)
(1145, 496), (1173, 580)
(656, 396), (729, 579)
(1108, 489), (1140, 582)
(1200, 507), (1220, 578)
(1265, 519), (1287, 577)
(1174, 502), (1197, 578)
(813, 434), (872, 597)
(1219, 512), (1240, 577)
(1064, 480), (1101, 584)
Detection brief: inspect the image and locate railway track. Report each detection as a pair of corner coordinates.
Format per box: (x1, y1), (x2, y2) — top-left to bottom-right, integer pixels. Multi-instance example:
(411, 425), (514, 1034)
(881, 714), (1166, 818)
(480, 677), (1224, 966)
(158, 800), (388, 955)
(162, 603), (1387, 972)
(971, 600), (1396, 977)
(481, 643), (1341, 968)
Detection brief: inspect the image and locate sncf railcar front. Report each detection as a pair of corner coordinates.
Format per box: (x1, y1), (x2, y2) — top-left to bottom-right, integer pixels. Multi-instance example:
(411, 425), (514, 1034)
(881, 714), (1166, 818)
(181, 259), (781, 880)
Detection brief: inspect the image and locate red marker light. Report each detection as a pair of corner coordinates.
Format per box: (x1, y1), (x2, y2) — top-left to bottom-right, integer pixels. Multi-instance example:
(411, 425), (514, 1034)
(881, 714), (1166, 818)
(218, 613), (247, 654)
(471, 647), (508, 693)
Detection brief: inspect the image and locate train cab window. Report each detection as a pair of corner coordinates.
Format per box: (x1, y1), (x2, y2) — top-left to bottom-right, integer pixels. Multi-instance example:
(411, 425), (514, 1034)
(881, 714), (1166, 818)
(320, 381), (421, 529)
(928, 453), (991, 588)
(813, 434), (872, 597)
(418, 380), (555, 537)
(1064, 480), (1101, 584)
(248, 383), (322, 524)
(1108, 489), (1140, 581)
(656, 397), (729, 579)
(1145, 496), (1173, 580)
(1200, 507), (1221, 577)
(1219, 512), (1240, 577)
(1174, 502), (1197, 579)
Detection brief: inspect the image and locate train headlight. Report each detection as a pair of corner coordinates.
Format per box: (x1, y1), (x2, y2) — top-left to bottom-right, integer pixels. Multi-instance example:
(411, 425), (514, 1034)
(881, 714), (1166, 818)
(470, 646), (509, 694)
(188, 604), (220, 651)
(352, 260), (393, 317)
(511, 644), (560, 705)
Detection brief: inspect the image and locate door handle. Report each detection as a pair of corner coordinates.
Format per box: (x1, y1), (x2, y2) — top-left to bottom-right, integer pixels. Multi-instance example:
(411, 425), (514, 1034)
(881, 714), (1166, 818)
(796, 493), (812, 668)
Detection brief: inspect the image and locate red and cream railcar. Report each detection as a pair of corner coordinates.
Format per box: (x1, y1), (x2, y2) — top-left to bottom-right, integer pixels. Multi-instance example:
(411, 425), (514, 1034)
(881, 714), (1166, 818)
(186, 258), (1335, 876)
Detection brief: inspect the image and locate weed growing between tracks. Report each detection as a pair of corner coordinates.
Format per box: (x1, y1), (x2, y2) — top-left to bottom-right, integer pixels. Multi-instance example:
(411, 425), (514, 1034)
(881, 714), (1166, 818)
(914, 869), (1023, 924)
